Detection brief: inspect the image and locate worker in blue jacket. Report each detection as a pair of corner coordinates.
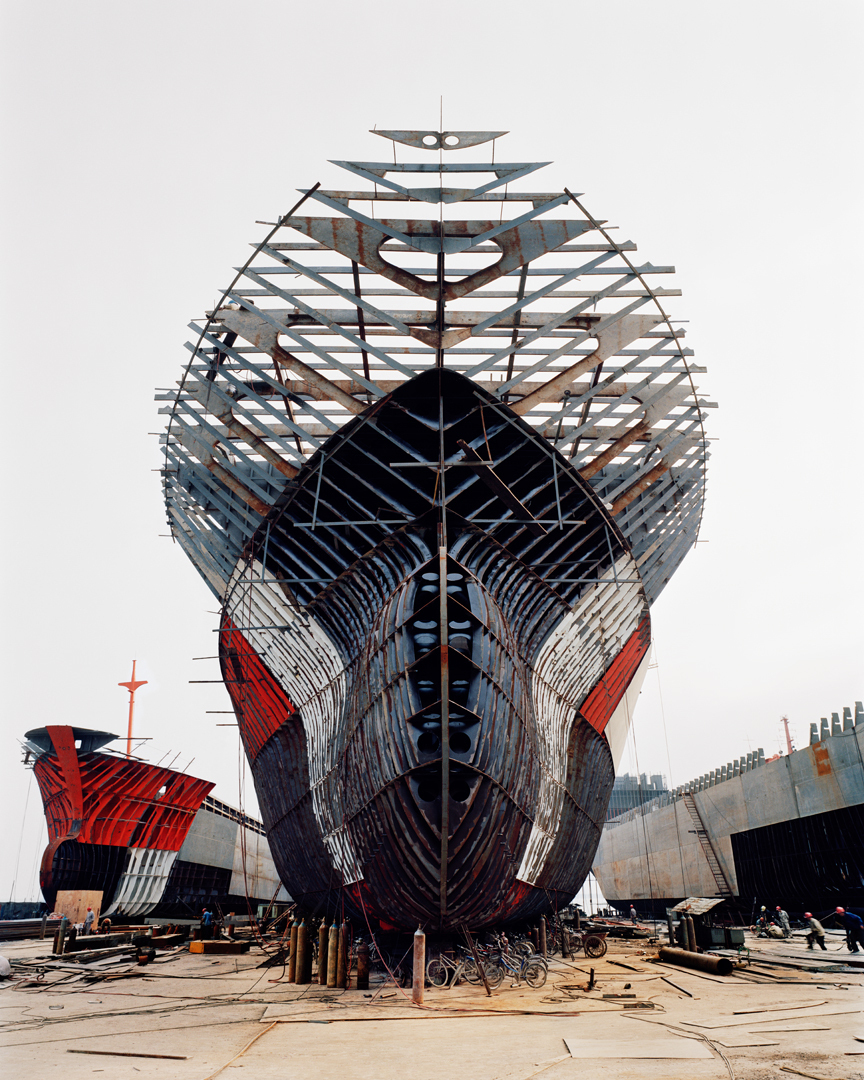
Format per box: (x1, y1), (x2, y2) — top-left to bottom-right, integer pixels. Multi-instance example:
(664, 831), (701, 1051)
(835, 907), (864, 952)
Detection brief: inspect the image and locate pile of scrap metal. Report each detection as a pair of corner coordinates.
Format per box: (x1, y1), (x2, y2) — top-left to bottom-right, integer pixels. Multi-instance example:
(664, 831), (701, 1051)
(712, 932), (864, 977)
(47, 917), (189, 968)
(582, 917), (653, 940)
(8, 942), (191, 990)
(0, 918), (49, 942)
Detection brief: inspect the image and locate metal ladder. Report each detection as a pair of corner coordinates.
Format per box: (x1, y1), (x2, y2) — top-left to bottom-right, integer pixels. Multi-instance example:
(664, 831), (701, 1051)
(682, 792), (733, 896)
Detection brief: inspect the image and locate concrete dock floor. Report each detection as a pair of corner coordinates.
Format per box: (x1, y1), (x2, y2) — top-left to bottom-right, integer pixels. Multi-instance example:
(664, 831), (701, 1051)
(1, 934), (861, 1079)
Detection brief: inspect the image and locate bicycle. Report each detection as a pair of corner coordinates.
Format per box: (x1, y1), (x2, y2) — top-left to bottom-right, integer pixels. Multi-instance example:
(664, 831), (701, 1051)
(510, 937), (536, 960)
(490, 931), (537, 962)
(426, 947), (485, 988)
(484, 943), (548, 988)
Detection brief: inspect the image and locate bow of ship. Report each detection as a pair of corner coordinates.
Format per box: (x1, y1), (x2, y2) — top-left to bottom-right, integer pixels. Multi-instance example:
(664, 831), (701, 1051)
(159, 127), (711, 929)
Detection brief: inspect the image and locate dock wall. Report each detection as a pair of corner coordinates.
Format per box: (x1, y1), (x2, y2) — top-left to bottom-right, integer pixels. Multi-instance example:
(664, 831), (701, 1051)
(593, 728), (864, 904)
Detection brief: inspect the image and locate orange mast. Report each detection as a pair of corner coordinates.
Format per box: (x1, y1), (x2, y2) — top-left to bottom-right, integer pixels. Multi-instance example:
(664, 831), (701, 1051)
(118, 661), (148, 758)
(781, 715), (794, 756)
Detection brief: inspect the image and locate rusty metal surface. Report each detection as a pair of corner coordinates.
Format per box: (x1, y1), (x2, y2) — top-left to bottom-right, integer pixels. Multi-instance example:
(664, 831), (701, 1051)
(27, 726), (214, 910)
(372, 130), (508, 151)
(159, 128), (710, 930)
(23, 727), (290, 917)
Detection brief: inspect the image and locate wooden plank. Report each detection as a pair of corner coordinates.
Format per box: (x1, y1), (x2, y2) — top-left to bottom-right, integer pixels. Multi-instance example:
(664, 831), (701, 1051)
(54, 889), (103, 927)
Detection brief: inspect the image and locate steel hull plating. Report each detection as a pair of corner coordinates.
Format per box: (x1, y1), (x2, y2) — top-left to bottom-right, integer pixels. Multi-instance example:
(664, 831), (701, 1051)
(161, 126), (710, 932)
(219, 370), (650, 929)
(26, 726), (288, 918)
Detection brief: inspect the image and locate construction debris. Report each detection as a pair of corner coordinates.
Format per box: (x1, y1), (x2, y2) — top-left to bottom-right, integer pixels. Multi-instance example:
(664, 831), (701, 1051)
(2, 925), (861, 1080)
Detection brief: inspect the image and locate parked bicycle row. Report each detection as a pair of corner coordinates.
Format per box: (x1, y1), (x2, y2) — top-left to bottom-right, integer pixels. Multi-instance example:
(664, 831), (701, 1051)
(424, 926), (608, 989)
(250, 910), (608, 990)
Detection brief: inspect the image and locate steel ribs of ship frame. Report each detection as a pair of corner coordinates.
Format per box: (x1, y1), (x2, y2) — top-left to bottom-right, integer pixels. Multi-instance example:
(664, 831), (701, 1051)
(159, 127), (713, 928)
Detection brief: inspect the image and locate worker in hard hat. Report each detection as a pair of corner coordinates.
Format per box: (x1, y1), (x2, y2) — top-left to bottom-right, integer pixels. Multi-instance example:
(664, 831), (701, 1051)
(804, 913), (826, 950)
(775, 906), (791, 939)
(835, 907), (864, 952)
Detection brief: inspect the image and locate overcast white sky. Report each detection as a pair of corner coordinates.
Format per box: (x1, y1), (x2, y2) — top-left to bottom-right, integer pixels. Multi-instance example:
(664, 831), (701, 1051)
(2, 0), (861, 903)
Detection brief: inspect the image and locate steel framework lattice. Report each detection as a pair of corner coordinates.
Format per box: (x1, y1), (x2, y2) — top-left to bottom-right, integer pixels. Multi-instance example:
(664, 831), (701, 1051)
(159, 128), (712, 930)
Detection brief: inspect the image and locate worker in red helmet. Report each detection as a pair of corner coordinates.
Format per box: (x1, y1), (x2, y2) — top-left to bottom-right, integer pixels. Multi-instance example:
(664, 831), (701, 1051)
(835, 907), (864, 952)
(775, 905), (791, 939)
(804, 912), (826, 950)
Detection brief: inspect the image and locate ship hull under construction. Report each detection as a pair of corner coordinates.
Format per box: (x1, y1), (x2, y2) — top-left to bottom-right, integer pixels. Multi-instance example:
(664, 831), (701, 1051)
(219, 369), (651, 929)
(25, 726), (288, 919)
(160, 127), (711, 931)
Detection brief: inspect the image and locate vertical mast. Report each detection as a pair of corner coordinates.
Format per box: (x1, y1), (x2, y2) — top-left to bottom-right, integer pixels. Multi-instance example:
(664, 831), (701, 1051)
(781, 715), (794, 756)
(118, 660), (148, 758)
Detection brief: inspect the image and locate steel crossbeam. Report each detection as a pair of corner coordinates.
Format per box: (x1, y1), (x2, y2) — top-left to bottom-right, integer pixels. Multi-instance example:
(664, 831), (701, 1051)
(162, 126), (710, 617)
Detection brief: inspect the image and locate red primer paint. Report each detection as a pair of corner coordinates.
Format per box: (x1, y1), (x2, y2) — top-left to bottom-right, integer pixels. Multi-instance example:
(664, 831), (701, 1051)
(34, 729), (213, 853)
(45, 725), (85, 836)
(219, 617), (297, 762)
(579, 616), (651, 735)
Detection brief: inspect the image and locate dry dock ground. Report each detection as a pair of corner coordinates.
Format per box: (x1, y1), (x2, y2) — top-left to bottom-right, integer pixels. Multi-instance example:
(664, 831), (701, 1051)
(1, 934), (861, 1079)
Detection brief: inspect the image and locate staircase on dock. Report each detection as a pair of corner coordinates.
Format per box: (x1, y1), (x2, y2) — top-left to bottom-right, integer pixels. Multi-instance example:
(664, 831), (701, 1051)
(682, 792), (733, 897)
